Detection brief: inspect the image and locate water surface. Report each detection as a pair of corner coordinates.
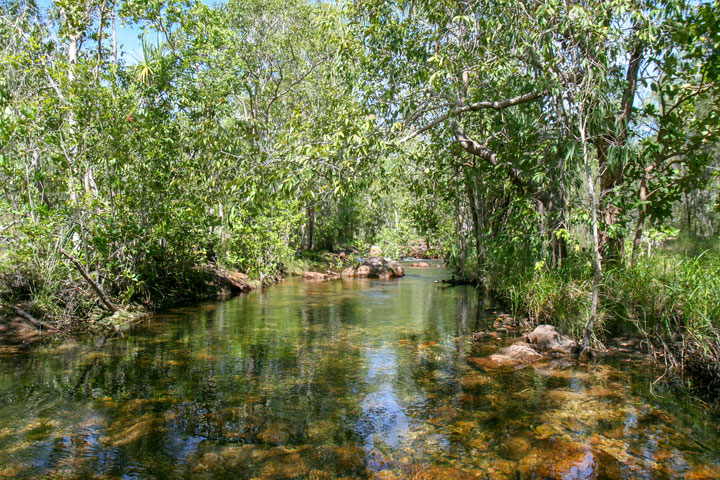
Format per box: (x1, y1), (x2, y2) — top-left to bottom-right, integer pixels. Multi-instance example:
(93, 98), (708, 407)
(1, 268), (719, 479)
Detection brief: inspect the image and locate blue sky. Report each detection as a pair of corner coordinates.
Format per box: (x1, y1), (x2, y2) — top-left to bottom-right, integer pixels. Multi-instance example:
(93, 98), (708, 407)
(36, 0), (226, 63)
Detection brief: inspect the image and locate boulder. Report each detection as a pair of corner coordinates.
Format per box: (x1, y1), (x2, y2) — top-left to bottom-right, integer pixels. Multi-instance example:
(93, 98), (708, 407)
(526, 324), (577, 355)
(356, 265), (372, 276)
(341, 257), (404, 279)
(369, 245), (382, 257)
(409, 262), (430, 268)
(387, 260), (404, 277)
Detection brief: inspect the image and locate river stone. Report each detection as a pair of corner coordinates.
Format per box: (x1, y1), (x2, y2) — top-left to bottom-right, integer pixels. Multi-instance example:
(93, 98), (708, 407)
(468, 434), (490, 451)
(469, 343), (542, 368)
(499, 436), (532, 460)
(107, 415), (161, 447)
(518, 438), (625, 479)
(372, 470), (399, 480)
(257, 422), (291, 444)
(404, 464), (481, 480)
(302, 271), (339, 281)
(460, 373), (496, 389)
(387, 260), (405, 277)
(261, 451), (309, 479)
(356, 265), (372, 276)
(526, 324), (577, 355)
(307, 419), (334, 441)
(335, 446), (367, 475)
(682, 464), (720, 479)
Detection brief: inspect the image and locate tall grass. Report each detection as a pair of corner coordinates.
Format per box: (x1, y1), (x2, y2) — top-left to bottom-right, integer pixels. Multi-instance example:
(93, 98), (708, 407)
(606, 252), (720, 396)
(478, 243), (720, 400)
(483, 255), (594, 339)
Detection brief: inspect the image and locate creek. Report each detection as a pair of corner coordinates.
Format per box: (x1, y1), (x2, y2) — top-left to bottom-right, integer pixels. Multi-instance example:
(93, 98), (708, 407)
(0, 267), (718, 478)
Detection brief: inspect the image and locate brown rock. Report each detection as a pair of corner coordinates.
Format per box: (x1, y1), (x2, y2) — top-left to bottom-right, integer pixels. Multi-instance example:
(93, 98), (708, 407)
(526, 324), (577, 355)
(469, 343), (542, 368)
(302, 271), (339, 281)
(335, 446), (367, 475)
(499, 436), (532, 460)
(459, 373), (496, 389)
(387, 260), (405, 277)
(404, 464), (480, 480)
(409, 262), (430, 268)
(107, 416), (160, 446)
(356, 265), (372, 277)
(518, 438), (625, 480)
(683, 464), (720, 479)
(344, 258), (404, 279)
(208, 265), (253, 295)
(257, 423), (291, 444)
(261, 451), (309, 478)
(493, 314), (518, 329)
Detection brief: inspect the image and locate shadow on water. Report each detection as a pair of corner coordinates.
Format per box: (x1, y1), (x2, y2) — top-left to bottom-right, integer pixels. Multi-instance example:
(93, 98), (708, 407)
(0, 267), (719, 479)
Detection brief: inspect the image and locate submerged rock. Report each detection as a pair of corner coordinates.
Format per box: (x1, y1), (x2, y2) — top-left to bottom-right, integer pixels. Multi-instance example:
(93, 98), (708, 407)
(499, 436), (532, 461)
(493, 314), (521, 330)
(471, 325), (579, 369)
(403, 464), (481, 480)
(518, 438), (625, 479)
(105, 415), (161, 447)
(526, 324), (577, 355)
(335, 446), (367, 475)
(257, 422), (291, 444)
(302, 271), (340, 282)
(409, 262), (430, 268)
(470, 343), (542, 368)
(261, 450), (310, 479)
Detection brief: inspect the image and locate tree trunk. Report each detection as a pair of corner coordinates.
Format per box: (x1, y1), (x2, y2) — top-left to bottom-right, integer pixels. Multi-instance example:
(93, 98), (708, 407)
(465, 171), (483, 264)
(631, 174), (648, 264)
(579, 115), (602, 355)
(303, 205), (316, 251)
(597, 39), (644, 264)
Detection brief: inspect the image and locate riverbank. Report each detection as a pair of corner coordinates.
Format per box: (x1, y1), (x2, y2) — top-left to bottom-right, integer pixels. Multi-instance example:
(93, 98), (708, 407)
(458, 247), (720, 406)
(0, 260), (261, 344)
(0, 245), (410, 343)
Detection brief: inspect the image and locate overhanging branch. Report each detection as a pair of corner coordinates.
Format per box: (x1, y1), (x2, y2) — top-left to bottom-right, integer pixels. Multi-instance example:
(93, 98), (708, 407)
(400, 89), (548, 143)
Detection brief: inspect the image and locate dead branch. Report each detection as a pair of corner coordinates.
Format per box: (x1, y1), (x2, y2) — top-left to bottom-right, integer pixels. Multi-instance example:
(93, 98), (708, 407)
(59, 247), (118, 313)
(3, 302), (58, 331)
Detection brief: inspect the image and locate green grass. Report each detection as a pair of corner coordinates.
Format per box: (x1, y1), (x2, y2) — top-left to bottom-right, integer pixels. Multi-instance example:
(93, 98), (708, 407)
(477, 241), (720, 401)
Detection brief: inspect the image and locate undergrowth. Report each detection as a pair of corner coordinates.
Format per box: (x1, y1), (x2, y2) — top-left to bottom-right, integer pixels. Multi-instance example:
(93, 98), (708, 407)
(477, 244), (720, 402)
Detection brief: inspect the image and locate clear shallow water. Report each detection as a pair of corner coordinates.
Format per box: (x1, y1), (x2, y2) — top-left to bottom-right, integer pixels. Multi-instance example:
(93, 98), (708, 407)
(1, 267), (719, 479)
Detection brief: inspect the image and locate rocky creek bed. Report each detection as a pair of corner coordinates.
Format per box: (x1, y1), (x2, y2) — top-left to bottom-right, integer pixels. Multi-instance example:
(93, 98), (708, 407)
(0, 267), (718, 479)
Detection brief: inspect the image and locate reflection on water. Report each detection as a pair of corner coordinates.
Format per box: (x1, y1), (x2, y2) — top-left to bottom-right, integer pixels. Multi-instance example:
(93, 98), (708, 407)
(0, 268), (719, 479)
